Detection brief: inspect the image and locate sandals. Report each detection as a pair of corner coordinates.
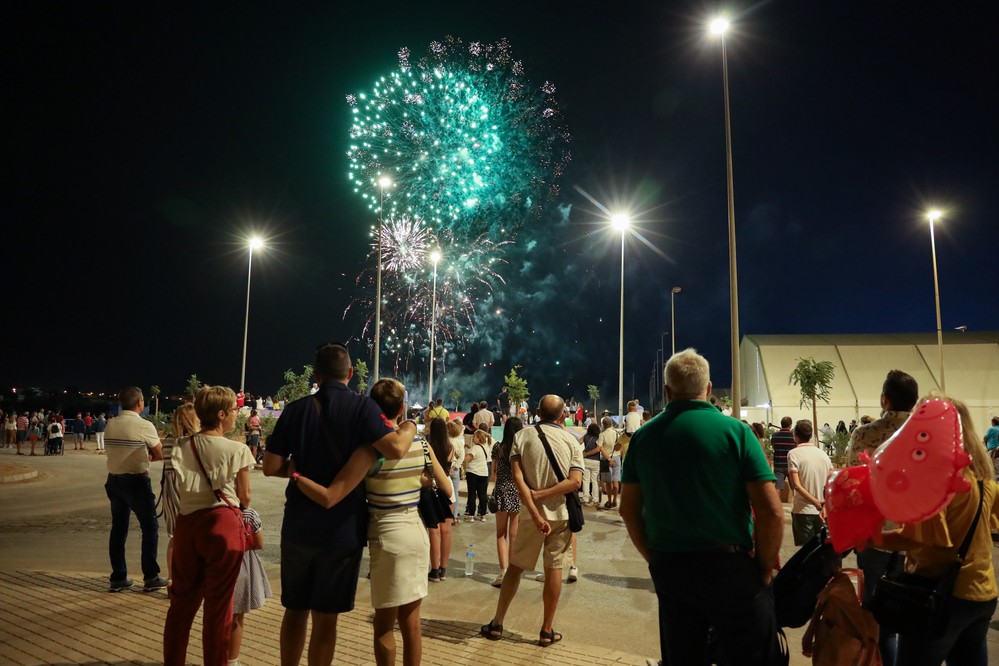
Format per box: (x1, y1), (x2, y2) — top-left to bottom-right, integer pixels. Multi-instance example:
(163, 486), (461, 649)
(538, 628), (562, 647)
(479, 621), (503, 641)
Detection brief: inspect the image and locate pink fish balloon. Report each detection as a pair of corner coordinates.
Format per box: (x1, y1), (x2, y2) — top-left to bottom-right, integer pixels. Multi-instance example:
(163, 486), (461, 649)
(869, 398), (971, 524)
(824, 465), (884, 553)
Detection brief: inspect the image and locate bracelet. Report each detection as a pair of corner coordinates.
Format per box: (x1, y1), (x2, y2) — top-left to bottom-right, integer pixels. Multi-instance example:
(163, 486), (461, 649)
(291, 472), (301, 482)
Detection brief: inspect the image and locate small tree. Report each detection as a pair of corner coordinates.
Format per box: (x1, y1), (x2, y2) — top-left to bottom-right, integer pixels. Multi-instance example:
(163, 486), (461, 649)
(185, 374), (203, 400)
(354, 360), (369, 394)
(150, 385), (161, 416)
(449, 388), (462, 412)
(276, 365), (314, 403)
(788, 357), (836, 435)
(587, 384), (600, 418)
(504, 365), (529, 417)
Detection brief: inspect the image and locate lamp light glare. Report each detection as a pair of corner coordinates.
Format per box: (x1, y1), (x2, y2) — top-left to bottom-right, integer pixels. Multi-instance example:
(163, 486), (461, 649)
(430, 250), (442, 265)
(927, 209), (942, 223)
(709, 17), (730, 35)
(249, 237), (264, 250)
(611, 213), (631, 231)
(378, 177), (392, 189)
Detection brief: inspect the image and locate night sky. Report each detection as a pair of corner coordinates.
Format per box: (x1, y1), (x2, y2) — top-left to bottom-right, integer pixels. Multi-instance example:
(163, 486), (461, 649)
(7, 1), (998, 407)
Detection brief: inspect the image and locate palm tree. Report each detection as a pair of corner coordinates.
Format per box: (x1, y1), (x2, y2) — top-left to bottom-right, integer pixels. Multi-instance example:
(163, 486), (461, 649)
(150, 385), (161, 416)
(788, 358), (836, 434)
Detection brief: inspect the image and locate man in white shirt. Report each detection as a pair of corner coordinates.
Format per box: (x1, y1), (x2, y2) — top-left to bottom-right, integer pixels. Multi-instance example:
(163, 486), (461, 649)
(103, 386), (165, 592)
(472, 400), (495, 430)
(786, 419), (833, 546)
(479, 395), (583, 647)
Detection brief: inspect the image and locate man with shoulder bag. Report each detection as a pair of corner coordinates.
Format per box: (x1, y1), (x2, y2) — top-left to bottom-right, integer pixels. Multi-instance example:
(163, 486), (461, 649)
(479, 395), (583, 648)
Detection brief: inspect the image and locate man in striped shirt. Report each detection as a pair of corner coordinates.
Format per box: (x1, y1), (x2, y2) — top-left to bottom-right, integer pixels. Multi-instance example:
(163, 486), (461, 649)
(104, 387), (166, 593)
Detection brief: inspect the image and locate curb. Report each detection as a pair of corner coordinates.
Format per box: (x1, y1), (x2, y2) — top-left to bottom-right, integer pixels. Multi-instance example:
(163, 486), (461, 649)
(0, 469), (38, 483)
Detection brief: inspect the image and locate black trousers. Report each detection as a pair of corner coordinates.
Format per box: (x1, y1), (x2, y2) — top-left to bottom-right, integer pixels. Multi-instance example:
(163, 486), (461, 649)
(648, 548), (778, 666)
(464, 472), (488, 516)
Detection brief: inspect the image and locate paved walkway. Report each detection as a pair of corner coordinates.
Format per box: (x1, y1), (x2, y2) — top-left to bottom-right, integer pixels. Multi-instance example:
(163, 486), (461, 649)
(0, 569), (645, 665)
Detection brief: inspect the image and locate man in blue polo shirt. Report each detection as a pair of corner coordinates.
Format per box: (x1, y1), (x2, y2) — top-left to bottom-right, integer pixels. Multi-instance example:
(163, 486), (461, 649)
(620, 348), (782, 666)
(263, 343), (417, 666)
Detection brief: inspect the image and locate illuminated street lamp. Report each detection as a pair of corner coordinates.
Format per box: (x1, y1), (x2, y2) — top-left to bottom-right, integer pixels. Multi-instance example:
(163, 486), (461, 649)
(428, 249), (442, 405)
(927, 209), (946, 391)
(240, 236), (264, 393)
(611, 213), (630, 428)
(373, 176), (392, 384)
(709, 16), (742, 418)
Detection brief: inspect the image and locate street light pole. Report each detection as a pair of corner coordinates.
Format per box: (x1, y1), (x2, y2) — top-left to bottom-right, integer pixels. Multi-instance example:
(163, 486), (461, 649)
(373, 177), (392, 384)
(428, 249), (441, 405)
(612, 214), (630, 428)
(670, 286), (681, 356)
(240, 237), (264, 394)
(711, 17), (741, 419)
(927, 210), (945, 391)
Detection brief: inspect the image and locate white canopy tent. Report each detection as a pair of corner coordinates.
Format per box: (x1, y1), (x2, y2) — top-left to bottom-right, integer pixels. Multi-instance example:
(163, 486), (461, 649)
(737, 332), (999, 432)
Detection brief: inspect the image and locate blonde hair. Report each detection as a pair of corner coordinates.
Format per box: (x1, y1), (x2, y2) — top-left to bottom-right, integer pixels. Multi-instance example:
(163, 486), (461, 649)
(473, 429), (492, 445)
(194, 386), (236, 430)
(171, 403), (200, 437)
(446, 419), (463, 438)
(923, 392), (992, 481)
(666, 348), (710, 399)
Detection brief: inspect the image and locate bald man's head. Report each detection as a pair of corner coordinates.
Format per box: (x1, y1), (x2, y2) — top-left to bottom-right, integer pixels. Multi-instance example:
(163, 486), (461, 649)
(538, 395), (565, 422)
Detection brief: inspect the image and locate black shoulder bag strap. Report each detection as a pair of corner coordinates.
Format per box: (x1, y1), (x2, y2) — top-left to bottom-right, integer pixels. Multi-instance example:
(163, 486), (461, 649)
(535, 424), (568, 484)
(956, 480), (985, 564)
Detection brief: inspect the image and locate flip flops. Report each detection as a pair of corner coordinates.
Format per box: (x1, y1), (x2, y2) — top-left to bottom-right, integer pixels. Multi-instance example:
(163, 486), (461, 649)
(538, 628), (562, 647)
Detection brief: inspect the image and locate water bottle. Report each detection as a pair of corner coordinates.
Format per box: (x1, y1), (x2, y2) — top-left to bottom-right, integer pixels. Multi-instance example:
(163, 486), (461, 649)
(464, 543), (475, 576)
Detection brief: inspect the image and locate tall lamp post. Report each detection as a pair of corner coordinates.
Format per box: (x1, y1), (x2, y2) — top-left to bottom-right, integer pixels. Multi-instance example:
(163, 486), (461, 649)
(612, 213), (630, 428)
(927, 209), (946, 391)
(373, 176), (392, 383)
(427, 249), (442, 405)
(710, 16), (741, 419)
(240, 236), (264, 394)
(670, 286), (681, 356)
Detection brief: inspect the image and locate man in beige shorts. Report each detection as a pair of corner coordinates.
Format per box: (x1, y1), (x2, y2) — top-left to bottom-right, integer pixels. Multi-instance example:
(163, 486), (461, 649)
(479, 394), (583, 648)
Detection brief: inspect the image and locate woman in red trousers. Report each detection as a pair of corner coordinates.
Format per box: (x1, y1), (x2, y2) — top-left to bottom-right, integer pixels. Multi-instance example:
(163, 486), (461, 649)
(163, 386), (254, 666)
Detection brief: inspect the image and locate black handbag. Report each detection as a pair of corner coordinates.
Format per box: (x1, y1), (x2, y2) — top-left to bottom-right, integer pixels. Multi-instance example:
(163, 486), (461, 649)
(535, 424), (584, 533)
(487, 494), (498, 513)
(417, 441), (454, 528)
(869, 479), (983, 633)
(772, 526), (843, 628)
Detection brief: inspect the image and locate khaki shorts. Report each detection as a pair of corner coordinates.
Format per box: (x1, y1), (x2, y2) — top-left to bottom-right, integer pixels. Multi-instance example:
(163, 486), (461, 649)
(510, 515), (571, 571)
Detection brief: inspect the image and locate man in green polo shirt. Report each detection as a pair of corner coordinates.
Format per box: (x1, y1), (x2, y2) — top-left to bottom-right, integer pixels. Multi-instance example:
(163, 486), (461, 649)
(620, 348), (782, 666)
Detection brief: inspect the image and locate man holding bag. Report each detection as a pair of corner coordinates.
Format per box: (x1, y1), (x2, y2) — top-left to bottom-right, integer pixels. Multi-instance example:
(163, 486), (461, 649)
(479, 394), (582, 648)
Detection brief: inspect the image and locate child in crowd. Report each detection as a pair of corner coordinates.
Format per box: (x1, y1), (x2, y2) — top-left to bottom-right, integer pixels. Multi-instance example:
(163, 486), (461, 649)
(228, 507), (270, 666)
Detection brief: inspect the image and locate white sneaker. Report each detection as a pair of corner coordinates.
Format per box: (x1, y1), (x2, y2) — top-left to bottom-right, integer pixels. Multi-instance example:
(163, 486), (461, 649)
(567, 565), (578, 583)
(491, 571), (505, 588)
(535, 572), (545, 582)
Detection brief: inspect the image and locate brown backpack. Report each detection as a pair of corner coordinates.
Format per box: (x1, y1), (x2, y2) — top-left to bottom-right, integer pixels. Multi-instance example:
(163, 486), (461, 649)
(801, 568), (882, 666)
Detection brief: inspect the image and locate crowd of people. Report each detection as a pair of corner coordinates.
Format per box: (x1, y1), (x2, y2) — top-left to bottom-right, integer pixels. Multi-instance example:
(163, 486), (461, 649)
(0, 408), (108, 456)
(16, 340), (997, 666)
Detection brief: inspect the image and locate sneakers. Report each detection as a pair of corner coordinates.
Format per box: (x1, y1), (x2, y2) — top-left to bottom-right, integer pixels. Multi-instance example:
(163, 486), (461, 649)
(438, 567), (447, 581)
(108, 579), (135, 593)
(491, 571), (506, 588)
(567, 565), (578, 583)
(477, 515), (487, 522)
(464, 514), (474, 523)
(428, 568), (441, 583)
(143, 576), (168, 592)
(534, 572), (545, 582)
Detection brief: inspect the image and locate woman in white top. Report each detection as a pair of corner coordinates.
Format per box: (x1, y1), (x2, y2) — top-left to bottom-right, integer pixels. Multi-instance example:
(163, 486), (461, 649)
(463, 427), (492, 521)
(163, 386), (254, 666)
(446, 419), (465, 519)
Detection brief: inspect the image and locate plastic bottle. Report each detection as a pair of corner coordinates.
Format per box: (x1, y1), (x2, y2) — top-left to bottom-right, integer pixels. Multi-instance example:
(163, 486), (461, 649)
(464, 543), (475, 576)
